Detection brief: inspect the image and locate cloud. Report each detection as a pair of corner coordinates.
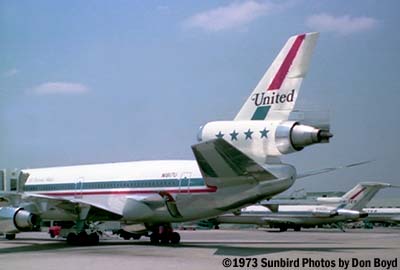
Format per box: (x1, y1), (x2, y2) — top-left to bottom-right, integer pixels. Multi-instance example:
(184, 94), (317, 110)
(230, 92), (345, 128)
(32, 82), (89, 95)
(183, 1), (276, 32)
(306, 13), (378, 35)
(3, 68), (19, 77)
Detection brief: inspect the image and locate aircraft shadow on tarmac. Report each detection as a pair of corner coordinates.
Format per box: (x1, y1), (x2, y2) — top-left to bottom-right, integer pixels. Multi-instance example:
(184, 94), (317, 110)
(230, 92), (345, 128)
(0, 238), (391, 256)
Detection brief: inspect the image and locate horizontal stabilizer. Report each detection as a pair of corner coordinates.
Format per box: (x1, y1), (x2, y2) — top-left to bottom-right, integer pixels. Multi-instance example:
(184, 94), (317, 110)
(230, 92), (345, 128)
(191, 138), (276, 186)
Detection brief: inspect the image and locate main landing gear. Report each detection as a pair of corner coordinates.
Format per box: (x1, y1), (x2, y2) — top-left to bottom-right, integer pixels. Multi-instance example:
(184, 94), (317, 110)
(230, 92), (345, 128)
(116, 229), (142, 240)
(293, 225), (301, 232)
(5, 233), (16, 240)
(66, 231), (100, 245)
(149, 225), (181, 245)
(279, 225), (288, 232)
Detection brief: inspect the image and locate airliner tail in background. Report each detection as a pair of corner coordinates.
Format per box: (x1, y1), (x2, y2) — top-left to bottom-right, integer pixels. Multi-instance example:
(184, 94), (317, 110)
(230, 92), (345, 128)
(317, 182), (396, 210)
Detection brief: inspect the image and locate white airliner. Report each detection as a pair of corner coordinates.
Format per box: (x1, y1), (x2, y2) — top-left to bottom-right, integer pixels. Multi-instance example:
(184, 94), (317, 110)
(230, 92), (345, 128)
(363, 208), (400, 225)
(213, 182), (395, 231)
(0, 32), (332, 245)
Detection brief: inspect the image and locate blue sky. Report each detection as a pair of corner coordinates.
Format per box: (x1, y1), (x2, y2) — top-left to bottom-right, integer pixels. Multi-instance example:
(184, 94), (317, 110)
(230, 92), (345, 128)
(1, 1), (400, 198)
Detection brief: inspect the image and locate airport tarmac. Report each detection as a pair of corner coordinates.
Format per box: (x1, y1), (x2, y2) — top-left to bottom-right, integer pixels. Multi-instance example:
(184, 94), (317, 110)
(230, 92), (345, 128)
(0, 228), (399, 270)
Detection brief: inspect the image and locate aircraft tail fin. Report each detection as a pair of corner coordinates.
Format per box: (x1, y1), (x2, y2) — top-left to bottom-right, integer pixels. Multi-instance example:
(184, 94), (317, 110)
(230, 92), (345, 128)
(234, 32), (319, 121)
(341, 182), (394, 210)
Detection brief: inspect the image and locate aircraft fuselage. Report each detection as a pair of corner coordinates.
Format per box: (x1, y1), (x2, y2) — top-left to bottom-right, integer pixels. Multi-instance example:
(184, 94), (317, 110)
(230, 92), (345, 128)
(23, 160), (296, 224)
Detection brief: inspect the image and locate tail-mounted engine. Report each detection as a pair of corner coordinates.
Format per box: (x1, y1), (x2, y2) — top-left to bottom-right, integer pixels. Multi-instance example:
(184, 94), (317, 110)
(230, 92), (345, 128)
(197, 119), (332, 159)
(275, 121), (332, 154)
(337, 209), (368, 219)
(312, 208), (338, 217)
(0, 207), (39, 233)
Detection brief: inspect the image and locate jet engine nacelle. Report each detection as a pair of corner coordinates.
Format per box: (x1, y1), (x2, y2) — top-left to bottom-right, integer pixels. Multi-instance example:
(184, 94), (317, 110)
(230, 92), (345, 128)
(275, 121), (332, 154)
(197, 120), (332, 159)
(0, 207), (39, 233)
(337, 209), (368, 219)
(311, 208), (338, 217)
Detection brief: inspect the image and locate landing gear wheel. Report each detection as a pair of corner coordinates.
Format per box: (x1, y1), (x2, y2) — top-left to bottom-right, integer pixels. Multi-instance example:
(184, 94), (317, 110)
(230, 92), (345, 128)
(132, 234), (141, 240)
(122, 235), (131, 240)
(88, 233), (100, 245)
(77, 231), (88, 244)
(160, 234), (169, 244)
(170, 232), (180, 244)
(67, 233), (78, 245)
(67, 232), (99, 245)
(279, 226), (288, 232)
(150, 225), (181, 245)
(150, 233), (160, 244)
(294, 225), (301, 232)
(5, 234), (15, 240)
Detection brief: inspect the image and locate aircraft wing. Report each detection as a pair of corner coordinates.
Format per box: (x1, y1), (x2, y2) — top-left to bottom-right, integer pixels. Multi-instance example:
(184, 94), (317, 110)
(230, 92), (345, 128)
(191, 138), (276, 184)
(0, 192), (122, 220)
(0, 192), (23, 207)
(261, 216), (300, 225)
(391, 216), (400, 222)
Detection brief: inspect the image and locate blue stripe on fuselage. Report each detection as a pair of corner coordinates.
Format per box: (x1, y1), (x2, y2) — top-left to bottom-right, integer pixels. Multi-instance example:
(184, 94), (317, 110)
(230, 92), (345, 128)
(24, 178), (206, 192)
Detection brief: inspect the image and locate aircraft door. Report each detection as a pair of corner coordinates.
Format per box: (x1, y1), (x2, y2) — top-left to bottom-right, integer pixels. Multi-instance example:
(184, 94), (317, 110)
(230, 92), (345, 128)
(178, 172), (192, 193)
(74, 177), (84, 198)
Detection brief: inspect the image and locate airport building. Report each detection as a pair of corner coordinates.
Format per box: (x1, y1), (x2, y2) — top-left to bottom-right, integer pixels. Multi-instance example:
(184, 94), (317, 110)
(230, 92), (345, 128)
(0, 169), (20, 192)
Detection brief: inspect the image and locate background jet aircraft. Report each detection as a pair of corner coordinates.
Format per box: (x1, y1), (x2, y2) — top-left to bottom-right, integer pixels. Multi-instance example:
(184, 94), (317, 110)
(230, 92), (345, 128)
(0, 32), (331, 245)
(213, 182), (396, 231)
(363, 208), (400, 225)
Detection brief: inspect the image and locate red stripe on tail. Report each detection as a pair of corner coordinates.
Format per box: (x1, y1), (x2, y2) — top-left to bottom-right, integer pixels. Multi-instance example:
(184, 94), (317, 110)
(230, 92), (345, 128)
(349, 187), (366, 200)
(267, 34), (305, 91)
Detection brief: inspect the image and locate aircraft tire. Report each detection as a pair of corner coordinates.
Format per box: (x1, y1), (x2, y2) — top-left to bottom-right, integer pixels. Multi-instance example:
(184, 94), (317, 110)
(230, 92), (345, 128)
(122, 234), (131, 240)
(88, 233), (99, 245)
(150, 233), (160, 244)
(170, 232), (180, 244)
(294, 226), (301, 232)
(5, 234), (16, 240)
(77, 231), (88, 244)
(160, 233), (169, 244)
(132, 234), (141, 240)
(67, 233), (78, 245)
